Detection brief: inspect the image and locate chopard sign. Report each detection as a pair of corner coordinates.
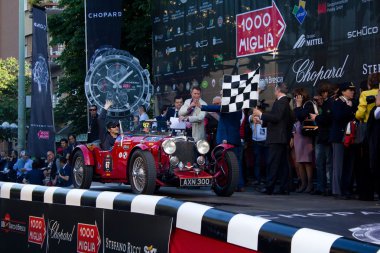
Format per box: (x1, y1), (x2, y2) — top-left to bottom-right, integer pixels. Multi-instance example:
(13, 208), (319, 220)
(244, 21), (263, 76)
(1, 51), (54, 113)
(292, 55), (349, 86)
(49, 220), (75, 244)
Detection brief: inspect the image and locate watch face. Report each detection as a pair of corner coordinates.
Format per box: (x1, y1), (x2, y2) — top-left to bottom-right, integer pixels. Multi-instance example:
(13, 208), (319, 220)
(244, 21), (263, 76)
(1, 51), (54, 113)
(85, 53), (152, 117)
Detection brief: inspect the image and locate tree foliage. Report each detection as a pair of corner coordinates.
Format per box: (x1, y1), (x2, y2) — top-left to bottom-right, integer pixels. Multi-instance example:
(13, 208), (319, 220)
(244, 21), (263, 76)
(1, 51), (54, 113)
(47, 0), (152, 134)
(48, 0), (87, 133)
(0, 58), (31, 140)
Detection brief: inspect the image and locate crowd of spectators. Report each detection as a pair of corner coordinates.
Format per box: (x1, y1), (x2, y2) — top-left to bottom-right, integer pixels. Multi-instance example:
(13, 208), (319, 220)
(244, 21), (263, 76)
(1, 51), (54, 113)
(1, 73), (379, 201)
(0, 134), (76, 187)
(145, 74), (380, 200)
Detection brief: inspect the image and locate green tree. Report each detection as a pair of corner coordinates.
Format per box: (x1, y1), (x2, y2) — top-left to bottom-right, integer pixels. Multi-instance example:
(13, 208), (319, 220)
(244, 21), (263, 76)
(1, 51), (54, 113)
(48, 0), (87, 133)
(0, 57), (31, 141)
(47, 0), (152, 134)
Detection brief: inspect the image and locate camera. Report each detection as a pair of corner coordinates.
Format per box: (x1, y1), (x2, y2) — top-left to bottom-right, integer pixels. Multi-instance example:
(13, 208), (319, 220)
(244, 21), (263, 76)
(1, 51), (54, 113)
(366, 95), (376, 104)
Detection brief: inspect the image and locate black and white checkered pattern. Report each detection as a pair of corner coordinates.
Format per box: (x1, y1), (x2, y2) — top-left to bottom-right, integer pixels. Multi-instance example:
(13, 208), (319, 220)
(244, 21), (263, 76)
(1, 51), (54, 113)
(1, 182), (379, 253)
(221, 69), (259, 113)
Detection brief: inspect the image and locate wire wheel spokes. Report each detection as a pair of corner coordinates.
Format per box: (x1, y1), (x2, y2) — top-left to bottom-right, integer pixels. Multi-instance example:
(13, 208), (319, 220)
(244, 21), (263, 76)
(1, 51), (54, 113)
(73, 156), (84, 186)
(132, 157), (146, 192)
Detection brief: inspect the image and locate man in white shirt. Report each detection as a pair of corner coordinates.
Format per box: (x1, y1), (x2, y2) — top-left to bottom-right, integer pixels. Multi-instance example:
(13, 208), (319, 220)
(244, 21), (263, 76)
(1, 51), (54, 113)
(179, 87), (207, 141)
(13, 150), (33, 182)
(138, 105), (149, 122)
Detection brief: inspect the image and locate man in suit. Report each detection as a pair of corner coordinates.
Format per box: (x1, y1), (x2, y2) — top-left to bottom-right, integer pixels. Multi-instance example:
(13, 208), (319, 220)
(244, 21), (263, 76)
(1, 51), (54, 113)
(166, 95), (184, 120)
(253, 83), (293, 194)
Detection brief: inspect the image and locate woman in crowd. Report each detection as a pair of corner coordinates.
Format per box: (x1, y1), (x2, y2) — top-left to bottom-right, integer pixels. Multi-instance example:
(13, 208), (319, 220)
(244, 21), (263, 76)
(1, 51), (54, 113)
(292, 88), (316, 193)
(330, 82), (358, 199)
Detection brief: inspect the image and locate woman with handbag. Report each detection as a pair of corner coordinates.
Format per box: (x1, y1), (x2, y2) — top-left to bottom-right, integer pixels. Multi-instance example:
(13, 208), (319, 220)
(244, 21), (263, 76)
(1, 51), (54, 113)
(292, 88), (316, 193)
(330, 82), (358, 199)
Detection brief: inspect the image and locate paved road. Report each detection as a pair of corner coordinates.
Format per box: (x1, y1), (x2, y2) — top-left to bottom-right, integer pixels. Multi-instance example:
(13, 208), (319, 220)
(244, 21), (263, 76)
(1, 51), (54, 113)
(90, 183), (380, 245)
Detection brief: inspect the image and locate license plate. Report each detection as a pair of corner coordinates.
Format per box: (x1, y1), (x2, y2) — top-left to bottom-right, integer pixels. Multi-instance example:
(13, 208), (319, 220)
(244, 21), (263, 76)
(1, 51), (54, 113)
(180, 178), (212, 187)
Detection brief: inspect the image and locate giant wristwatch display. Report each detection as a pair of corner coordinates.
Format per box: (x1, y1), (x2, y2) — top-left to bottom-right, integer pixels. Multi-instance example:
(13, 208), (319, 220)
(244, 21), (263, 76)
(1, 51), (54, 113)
(85, 48), (153, 117)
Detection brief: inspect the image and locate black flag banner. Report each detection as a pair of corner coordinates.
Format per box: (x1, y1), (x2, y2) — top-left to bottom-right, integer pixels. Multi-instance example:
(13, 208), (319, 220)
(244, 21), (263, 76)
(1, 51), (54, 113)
(85, 0), (123, 66)
(221, 69), (260, 113)
(28, 7), (55, 158)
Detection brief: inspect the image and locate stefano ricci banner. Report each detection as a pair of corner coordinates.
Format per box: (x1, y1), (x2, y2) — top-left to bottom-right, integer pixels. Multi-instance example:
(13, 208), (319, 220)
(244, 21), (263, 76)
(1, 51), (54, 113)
(152, 0), (380, 97)
(28, 6), (55, 158)
(85, 0), (124, 66)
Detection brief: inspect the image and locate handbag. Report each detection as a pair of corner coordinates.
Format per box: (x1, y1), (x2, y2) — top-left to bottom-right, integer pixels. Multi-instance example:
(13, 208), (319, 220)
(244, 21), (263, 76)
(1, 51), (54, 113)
(301, 101), (319, 137)
(343, 120), (357, 147)
(354, 122), (367, 144)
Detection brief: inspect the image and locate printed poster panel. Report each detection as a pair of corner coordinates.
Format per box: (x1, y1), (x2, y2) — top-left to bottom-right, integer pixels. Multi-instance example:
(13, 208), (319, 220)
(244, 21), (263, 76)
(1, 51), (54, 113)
(0, 199), (47, 253)
(153, 0), (380, 105)
(103, 209), (173, 253)
(47, 204), (103, 253)
(29, 7), (55, 158)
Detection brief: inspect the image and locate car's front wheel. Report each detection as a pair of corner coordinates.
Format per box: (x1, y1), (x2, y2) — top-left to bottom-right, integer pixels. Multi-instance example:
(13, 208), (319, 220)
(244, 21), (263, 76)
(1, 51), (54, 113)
(212, 149), (239, 197)
(129, 150), (156, 195)
(72, 150), (93, 189)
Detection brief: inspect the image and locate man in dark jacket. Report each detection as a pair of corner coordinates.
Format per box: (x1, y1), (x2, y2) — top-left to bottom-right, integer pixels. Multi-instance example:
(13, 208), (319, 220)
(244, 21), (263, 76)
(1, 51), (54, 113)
(87, 104), (100, 143)
(201, 104), (245, 191)
(253, 83), (293, 195)
(367, 90), (380, 201)
(310, 82), (337, 195)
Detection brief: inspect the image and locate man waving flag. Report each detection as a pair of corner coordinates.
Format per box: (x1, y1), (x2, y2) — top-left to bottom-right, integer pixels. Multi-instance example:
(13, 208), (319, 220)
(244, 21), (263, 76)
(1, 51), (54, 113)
(221, 68), (260, 112)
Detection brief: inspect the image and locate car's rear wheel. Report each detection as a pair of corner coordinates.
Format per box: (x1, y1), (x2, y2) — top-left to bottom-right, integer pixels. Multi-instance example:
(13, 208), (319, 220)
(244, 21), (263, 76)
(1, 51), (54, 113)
(72, 150), (93, 189)
(212, 149), (238, 197)
(129, 150), (156, 195)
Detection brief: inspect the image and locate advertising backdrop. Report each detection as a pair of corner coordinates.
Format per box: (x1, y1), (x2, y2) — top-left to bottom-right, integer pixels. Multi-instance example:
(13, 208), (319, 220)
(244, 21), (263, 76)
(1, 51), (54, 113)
(28, 6), (55, 158)
(0, 199), (172, 253)
(152, 0), (380, 104)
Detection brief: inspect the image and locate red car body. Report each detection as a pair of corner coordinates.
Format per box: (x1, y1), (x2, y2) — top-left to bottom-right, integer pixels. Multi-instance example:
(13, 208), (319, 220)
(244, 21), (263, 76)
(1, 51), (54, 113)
(71, 131), (239, 196)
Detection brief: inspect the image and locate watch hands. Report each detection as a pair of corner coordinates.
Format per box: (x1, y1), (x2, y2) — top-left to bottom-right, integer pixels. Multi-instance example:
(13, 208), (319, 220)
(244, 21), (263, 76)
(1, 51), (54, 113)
(117, 70), (134, 85)
(105, 76), (118, 87)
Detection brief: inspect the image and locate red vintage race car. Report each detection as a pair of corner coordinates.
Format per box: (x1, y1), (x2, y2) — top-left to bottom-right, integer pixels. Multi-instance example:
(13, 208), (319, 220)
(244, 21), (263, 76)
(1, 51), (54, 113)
(70, 121), (239, 196)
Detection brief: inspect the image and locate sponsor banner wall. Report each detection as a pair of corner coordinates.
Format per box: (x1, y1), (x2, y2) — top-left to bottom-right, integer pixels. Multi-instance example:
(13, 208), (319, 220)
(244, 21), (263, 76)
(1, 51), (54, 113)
(104, 209), (172, 253)
(0, 199), (173, 253)
(85, 0), (124, 66)
(0, 199), (47, 253)
(28, 7), (55, 158)
(152, 0), (380, 104)
(47, 205), (103, 253)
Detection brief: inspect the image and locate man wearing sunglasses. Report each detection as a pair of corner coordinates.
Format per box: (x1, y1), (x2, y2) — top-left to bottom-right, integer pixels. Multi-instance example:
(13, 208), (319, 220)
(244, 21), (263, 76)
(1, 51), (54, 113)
(88, 105), (100, 143)
(87, 100), (113, 143)
(102, 121), (120, 150)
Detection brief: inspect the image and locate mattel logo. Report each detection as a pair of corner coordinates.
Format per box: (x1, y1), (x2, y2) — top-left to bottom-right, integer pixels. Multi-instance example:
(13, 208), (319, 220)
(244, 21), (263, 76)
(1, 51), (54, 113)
(293, 34), (324, 49)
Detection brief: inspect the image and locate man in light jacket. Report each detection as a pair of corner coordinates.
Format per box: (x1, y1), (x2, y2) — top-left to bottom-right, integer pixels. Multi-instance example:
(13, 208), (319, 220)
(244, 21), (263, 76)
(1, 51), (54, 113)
(179, 86), (207, 141)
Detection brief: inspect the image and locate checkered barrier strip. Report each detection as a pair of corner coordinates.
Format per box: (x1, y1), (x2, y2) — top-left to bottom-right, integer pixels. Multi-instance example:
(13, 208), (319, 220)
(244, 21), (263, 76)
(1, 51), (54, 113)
(1, 182), (379, 253)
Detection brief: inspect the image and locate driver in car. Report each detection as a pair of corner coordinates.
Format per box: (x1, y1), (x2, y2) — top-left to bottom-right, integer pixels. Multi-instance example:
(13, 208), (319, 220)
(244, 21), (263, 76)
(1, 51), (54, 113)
(102, 121), (120, 150)
(96, 99), (120, 150)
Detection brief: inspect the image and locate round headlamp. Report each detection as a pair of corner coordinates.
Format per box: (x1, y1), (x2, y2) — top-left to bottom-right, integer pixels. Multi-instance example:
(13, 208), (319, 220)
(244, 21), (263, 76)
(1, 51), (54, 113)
(196, 140), (210, 155)
(170, 156), (179, 166)
(162, 139), (176, 155)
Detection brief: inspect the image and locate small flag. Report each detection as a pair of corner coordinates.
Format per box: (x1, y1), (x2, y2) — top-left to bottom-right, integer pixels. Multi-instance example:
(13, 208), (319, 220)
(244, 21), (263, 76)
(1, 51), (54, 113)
(221, 69), (259, 112)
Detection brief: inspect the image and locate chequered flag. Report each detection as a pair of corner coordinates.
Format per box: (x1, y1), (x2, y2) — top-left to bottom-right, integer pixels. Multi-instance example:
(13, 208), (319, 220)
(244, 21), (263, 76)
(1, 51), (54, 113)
(221, 69), (259, 112)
